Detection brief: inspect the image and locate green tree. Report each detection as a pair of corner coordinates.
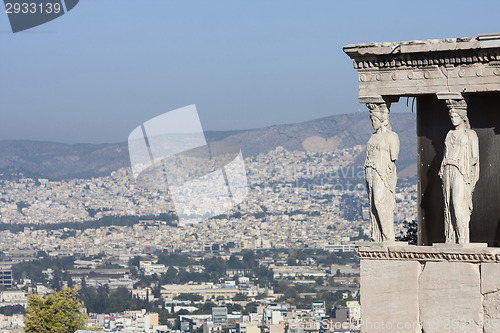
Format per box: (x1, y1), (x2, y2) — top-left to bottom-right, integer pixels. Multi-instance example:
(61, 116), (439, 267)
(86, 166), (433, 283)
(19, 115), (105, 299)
(242, 250), (257, 268)
(203, 257), (227, 276)
(226, 303), (243, 313)
(175, 293), (203, 302)
(198, 301), (217, 314)
(396, 220), (418, 245)
(231, 293), (248, 301)
(228, 255), (242, 269)
(315, 276), (324, 286)
(242, 302), (253, 315)
(24, 287), (88, 333)
(51, 269), (63, 291)
(162, 266), (178, 284)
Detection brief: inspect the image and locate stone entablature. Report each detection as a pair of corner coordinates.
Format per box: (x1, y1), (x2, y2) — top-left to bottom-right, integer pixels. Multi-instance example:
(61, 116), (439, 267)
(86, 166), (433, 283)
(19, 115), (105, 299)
(343, 34), (500, 96)
(357, 245), (500, 263)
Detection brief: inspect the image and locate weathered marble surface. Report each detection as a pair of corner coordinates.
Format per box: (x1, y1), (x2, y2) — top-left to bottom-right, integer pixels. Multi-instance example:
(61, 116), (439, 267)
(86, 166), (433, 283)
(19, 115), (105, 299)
(364, 100), (399, 242)
(481, 264), (500, 333)
(344, 34), (500, 96)
(419, 262), (481, 333)
(358, 245), (500, 333)
(438, 97), (479, 244)
(360, 260), (420, 333)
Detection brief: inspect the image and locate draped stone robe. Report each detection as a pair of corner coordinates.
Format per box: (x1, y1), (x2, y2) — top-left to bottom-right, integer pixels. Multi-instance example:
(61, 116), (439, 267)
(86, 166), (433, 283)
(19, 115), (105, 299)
(439, 128), (480, 244)
(365, 129), (399, 242)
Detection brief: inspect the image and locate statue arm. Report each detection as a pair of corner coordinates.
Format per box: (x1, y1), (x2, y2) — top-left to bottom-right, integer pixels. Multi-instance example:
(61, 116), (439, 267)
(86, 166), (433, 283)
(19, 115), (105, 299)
(469, 130), (480, 186)
(471, 131), (479, 165)
(389, 132), (400, 162)
(439, 131), (451, 179)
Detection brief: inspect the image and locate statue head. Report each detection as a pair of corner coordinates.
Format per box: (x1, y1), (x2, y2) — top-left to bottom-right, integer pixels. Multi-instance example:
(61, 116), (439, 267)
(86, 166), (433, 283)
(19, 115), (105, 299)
(446, 99), (470, 129)
(367, 102), (391, 131)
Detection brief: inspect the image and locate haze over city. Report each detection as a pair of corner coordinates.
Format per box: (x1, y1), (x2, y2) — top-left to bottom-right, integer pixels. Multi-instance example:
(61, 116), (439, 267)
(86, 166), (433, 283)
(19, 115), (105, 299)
(1, 0), (499, 143)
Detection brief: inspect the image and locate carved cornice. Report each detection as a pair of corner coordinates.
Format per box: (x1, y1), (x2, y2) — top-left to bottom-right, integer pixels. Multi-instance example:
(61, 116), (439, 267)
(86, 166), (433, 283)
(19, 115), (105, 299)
(348, 50), (500, 70)
(344, 34), (500, 96)
(344, 34), (500, 69)
(356, 245), (500, 263)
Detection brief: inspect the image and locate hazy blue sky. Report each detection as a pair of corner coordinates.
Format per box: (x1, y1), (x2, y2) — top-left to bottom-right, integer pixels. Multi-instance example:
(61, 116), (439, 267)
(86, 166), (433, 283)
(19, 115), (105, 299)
(1, 0), (499, 143)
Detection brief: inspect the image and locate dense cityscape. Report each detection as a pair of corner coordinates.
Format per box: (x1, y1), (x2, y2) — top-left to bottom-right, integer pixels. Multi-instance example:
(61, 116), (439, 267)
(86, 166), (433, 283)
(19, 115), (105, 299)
(0, 145), (417, 332)
(0, 145), (417, 253)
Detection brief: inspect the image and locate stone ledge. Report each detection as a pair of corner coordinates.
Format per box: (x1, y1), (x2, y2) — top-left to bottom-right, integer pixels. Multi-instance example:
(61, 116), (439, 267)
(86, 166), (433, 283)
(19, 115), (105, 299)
(356, 244), (500, 263)
(344, 34), (500, 57)
(432, 242), (488, 249)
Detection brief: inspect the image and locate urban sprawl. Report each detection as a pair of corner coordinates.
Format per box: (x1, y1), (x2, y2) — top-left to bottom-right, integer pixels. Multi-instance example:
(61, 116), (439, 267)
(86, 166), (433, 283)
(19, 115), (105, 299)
(0, 146), (417, 332)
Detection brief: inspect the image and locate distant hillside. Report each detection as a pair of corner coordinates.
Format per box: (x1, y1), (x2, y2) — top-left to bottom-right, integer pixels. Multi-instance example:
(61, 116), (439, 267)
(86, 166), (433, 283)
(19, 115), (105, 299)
(220, 112), (416, 174)
(0, 112), (416, 180)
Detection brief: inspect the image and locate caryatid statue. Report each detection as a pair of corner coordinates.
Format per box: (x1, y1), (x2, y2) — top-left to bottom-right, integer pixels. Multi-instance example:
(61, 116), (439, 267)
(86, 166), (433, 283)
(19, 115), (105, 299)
(439, 98), (479, 244)
(364, 100), (399, 242)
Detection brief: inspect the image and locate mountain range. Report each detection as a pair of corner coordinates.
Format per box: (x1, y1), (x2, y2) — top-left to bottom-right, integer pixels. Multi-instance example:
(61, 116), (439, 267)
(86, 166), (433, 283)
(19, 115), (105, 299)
(0, 112), (417, 180)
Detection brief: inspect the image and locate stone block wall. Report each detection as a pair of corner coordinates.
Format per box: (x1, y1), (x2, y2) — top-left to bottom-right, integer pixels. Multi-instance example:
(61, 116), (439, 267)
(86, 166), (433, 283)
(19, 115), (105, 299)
(358, 245), (500, 333)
